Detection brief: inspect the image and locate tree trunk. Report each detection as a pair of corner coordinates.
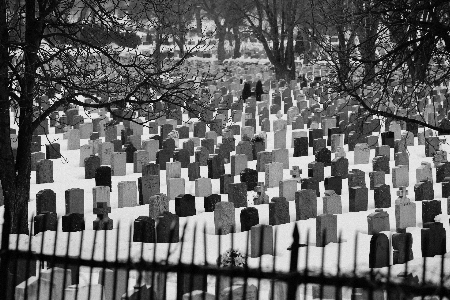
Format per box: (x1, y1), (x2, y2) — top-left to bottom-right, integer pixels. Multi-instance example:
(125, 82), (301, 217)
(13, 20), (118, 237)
(216, 25), (226, 62)
(232, 25), (241, 59)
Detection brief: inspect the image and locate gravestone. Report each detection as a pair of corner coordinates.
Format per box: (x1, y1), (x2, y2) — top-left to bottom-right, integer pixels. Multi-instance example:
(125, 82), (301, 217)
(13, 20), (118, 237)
(369, 171), (385, 190)
(95, 166), (112, 191)
(348, 169), (366, 188)
(175, 194), (196, 217)
(392, 165), (409, 188)
(220, 174), (234, 195)
(118, 181), (137, 208)
(395, 187), (416, 229)
(65, 188), (84, 215)
(133, 150), (150, 173)
(148, 193), (169, 219)
(315, 147), (331, 167)
(240, 207), (260, 232)
(31, 151), (46, 171)
(207, 154), (225, 179)
(231, 154), (248, 176)
(375, 145), (390, 160)
(256, 151), (273, 172)
(416, 162), (433, 183)
(323, 190), (342, 214)
(167, 178), (185, 200)
(367, 209), (390, 234)
(34, 212), (58, 235)
(316, 214), (338, 247)
(373, 155), (390, 174)
(331, 157), (349, 179)
(279, 179), (297, 202)
(422, 200), (442, 224)
(240, 168), (259, 191)
(250, 225), (273, 257)
(293, 137), (309, 157)
(228, 183), (247, 208)
(156, 211), (180, 243)
(392, 228), (413, 264)
(421, 222), (446, 257)
(374, 184), (391, 208)
(93, 202), (113, 230)
(46, 143), (61, 159)
(269, 197), (290, 225)
(133, 216), (156, 243)
(195, 177), (212, 197)
(414, 180), (434, 201)
(369, 233), (390, 268)
(84, 155), (101, 179)
(62, 213), (85, 232)
(354, 143), (370, 164)
(295, 189), (317, 220)
(265, 162), (283, 188)
(156, 149), (172, 170)
(36, 159), (54, 184)
(214, 202), (235, 235)
(204, 194), (221, 213)
(308, 162), (325, 182)
(324, 176), (342, 195)
(195, 146), (209, 166)
(188, 162), (201, 181)
(36, 189), (56, 215)
(166, 161), (182, 182)
(173, 149), (191, 168)
(349, 186), (368, 212)
(110, 152), (126, 176)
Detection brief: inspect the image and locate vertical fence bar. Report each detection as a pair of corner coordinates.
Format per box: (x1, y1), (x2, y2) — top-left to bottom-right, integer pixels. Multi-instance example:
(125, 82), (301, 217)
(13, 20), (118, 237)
(303, 229), (310, 300)
(150, 220), (157, 300)
(352, 233), (359, 299)
(177, 222), (188, 300)
(36, 224), (47, 300)
(270, 226), (278, 300)
(188, 222), (198, 300)
(215, 229), (222, 300)
(124, 224), (133, 300)
(287, 223), (299, 299)
(61, 227), (72, 300)
(74, 221), (85, 300)
(335, 231), (342, 300)
(87, 226), (99, 300)
(48, 218), (61, 300)
(112, 221), (121, 300)
(319, 232), (326, 300)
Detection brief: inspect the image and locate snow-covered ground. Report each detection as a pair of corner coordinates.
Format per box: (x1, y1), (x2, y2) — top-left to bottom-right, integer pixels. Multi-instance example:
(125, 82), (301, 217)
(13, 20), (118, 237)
(3, 72), (450, 299)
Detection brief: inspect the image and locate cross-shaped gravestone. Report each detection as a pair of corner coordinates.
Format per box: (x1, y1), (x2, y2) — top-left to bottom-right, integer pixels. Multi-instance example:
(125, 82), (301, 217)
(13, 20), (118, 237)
(290, 166), (302, 182)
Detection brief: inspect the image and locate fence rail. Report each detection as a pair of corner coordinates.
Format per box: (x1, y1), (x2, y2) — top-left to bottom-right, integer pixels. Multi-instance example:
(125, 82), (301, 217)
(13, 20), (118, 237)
(1, 221), (449, 300)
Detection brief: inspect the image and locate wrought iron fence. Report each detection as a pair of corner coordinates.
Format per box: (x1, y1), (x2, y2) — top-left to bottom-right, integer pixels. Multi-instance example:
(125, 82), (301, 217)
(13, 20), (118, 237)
(1, 218), (449, 300)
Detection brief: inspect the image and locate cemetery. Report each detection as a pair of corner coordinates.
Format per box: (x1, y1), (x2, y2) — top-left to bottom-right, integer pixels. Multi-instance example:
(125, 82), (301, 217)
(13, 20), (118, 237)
(2, 1), (450, 300)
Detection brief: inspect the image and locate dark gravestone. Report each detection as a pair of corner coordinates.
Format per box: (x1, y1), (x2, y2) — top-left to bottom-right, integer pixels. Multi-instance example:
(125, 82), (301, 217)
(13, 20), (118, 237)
(436, 162), (450, 183)
(156, 149), (172, 170)
(373, 155), (390, 174)
(421, 222), (446, 257)
(309, 128), (324, 147)
(36, 189), (56, 215)
(308, 162), (325, 182)
(201, 138), (215, 155)
(315, 147), (331, 167)
(207, 154), (225, 179)
(422, 200), (442, 224)
(301, 177), (320, 196)
(175, 194), (196, 217)
(111, 139), (122, 152)
(374, 184), (391, 208)
(252, 140), (265, 160)
(84, 155), (101, 179)
(46, 143), (61, 159)
(204, 194), (221, 212)
(173, 149), (190, 168)
(240, 168), (259, 191)
(313, 138), (326, 154)
(182, 139), (195, 156)
(194, 122), (206, 138)
(369, 171), (385, 190)
(62, 213), (85, 232)
(414, 180), (434, 201)
(195, 146), (209, 166)
(220, 174), (234, 194)
(348, 169), (366, 189)
(188, 162), (201, 181)
(93, 202), (113, 230)
(34, 212), (58, 235)
(95, 166), (112, 191)
(142, 163), (160, 176)
(133, 216), (156, 243)
(138, 175), (160, 205)
(156, 211), (180, 243)
(381, 131), (395, 148)
(240, 207), (260, 231)
(293, 137), (308, 157)
(392, 228), (413, 264)
(228, 182), (247, 208)
(324, 176), (342, 195)
(269, 197), (290, 225)
(349, 186), (368, 212)
(331, 157), (349, 179)
(369, 233), (390, 268)
(125, 143), (137, 163)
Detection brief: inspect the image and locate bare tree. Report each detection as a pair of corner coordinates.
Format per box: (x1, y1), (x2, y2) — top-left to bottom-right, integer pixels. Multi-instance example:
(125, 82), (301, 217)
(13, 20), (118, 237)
(308, 0), (450, 133)
(0, 0), (216, 241)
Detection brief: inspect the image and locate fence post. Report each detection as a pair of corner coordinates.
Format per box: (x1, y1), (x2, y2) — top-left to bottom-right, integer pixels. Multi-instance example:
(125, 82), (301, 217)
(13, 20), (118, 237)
(287, 224), (299, 299)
